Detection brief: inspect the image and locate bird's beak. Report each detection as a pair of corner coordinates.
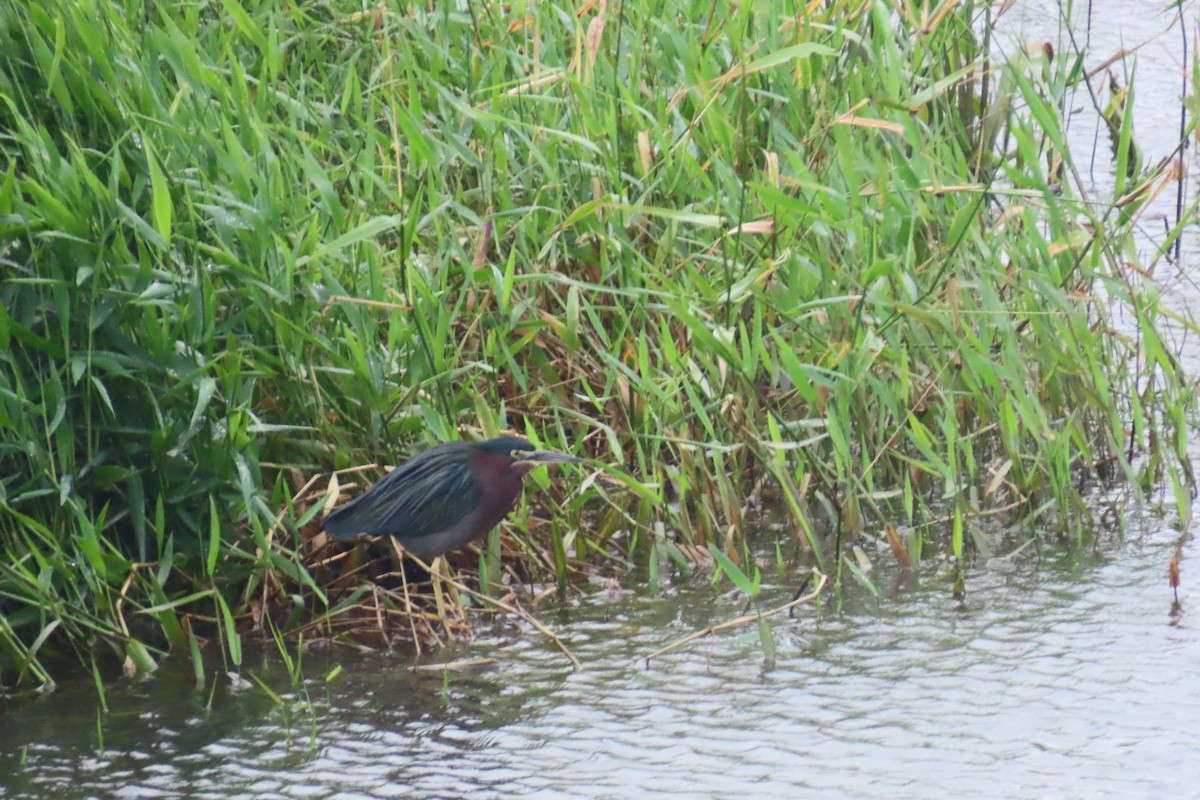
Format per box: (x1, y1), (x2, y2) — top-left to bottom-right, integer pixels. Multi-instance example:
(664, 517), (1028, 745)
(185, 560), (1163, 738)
(515, 450), (587, 466)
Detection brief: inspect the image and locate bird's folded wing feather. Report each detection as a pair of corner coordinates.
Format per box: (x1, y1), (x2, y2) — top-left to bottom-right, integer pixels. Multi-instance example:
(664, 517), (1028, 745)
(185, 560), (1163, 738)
(325, 455), (481, 540)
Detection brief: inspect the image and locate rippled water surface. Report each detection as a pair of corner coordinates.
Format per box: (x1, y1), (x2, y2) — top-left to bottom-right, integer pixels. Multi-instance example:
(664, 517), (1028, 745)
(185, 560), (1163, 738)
(5, 1), (1200, 797)
(1, 526), (1197, 799)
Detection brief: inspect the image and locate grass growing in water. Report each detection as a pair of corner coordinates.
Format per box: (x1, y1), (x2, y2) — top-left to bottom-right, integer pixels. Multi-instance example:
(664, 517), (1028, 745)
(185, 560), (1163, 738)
(0, 0), (1195, 686)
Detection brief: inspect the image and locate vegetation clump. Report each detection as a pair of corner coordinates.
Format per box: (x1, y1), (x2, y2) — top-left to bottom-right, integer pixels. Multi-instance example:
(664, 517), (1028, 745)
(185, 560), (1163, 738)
(0, 0), (1193, 686)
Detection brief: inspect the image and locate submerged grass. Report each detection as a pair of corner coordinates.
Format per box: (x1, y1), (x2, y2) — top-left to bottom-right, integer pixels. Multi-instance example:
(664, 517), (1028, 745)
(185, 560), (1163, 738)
(0, 0), (1195, 686)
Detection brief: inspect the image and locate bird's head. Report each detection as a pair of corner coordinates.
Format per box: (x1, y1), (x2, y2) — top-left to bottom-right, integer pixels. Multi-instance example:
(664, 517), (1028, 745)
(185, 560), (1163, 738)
(474, 435), (586, 476)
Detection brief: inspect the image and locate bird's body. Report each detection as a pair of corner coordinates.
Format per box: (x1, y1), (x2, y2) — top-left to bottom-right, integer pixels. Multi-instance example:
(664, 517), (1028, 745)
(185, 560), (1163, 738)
(324, 435), (582, 560)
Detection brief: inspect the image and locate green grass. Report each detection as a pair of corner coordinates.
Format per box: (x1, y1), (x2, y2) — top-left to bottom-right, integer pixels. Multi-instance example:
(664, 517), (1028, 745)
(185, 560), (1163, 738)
(0, 0), (1195, 686)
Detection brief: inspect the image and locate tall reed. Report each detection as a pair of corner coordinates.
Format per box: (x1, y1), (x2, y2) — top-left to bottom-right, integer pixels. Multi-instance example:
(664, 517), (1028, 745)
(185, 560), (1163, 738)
(0, 0), (1193, 684)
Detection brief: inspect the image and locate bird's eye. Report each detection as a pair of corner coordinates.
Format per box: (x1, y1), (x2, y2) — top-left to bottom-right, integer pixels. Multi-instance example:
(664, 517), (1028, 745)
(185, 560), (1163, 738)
(510, 449), (524, 459)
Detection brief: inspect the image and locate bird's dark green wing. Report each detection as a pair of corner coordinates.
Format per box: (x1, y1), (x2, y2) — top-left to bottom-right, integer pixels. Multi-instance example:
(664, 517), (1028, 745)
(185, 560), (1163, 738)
(324, 450), (482, 543)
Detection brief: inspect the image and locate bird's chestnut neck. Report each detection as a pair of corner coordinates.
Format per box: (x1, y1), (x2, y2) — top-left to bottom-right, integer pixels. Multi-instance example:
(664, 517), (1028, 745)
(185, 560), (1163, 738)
(471, 449), (531, 482)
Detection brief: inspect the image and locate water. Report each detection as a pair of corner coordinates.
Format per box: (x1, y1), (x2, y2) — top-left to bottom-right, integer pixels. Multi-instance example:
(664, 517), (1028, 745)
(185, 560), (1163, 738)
(5, 2), (1200, 797)
(1, 525), (1195, 799)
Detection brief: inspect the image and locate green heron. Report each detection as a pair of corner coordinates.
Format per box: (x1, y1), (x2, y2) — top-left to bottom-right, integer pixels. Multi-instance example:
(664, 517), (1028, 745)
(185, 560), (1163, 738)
(324, 435), (584, 560)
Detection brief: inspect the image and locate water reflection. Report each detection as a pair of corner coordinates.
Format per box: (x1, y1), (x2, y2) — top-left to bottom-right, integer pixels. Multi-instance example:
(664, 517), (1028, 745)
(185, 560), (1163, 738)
(2, 528), (1197, 799)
